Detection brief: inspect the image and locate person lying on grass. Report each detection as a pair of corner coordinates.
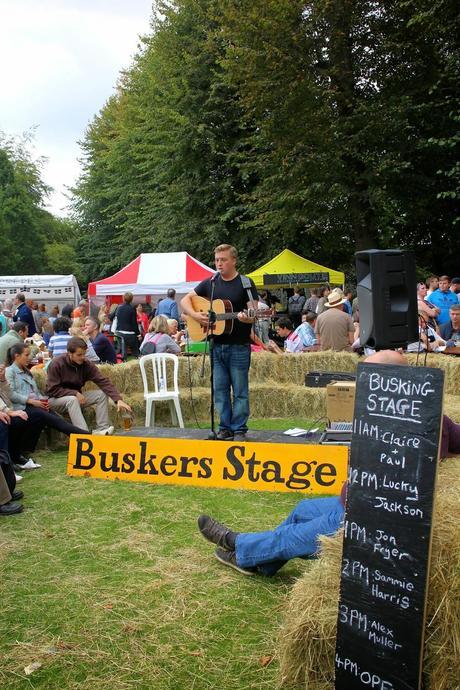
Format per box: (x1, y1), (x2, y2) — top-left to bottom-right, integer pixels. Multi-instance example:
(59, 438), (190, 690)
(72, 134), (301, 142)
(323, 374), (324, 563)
(198, 350), (460, 576)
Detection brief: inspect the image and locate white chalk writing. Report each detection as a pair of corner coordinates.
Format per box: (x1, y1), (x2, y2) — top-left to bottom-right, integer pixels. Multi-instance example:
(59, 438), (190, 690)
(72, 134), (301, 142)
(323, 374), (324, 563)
(335, 654), (395, 689)
(368, 373), (435, 398)
(374, 496), (423, 519)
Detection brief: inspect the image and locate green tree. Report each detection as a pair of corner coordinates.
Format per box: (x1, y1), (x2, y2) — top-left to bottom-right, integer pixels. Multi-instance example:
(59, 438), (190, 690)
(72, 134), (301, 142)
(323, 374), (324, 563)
(73, 0), (261, 276)
(218, 0), (459, 270)
(0, 133), (82, 278)
(0, 135), (48, 274)
(72, 0), (459, 279)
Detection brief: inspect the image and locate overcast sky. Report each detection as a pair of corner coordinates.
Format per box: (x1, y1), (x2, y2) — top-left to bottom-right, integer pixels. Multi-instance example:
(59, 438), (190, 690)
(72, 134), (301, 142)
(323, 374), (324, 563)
(0, 0), (153, 216)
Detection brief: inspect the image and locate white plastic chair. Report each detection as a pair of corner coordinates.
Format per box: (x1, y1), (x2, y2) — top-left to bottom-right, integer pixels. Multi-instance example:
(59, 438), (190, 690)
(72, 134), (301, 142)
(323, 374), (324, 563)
(139, 353), (184, 428)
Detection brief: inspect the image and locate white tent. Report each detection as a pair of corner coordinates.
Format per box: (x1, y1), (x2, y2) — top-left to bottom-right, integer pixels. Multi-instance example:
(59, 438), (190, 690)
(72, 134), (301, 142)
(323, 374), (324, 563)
(0, 274), (81, 307)
(88, 252), (215, 299)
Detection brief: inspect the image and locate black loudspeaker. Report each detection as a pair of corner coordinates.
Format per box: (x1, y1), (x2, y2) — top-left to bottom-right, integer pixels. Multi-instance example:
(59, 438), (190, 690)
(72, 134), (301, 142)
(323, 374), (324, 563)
(355, 249), (418, 349)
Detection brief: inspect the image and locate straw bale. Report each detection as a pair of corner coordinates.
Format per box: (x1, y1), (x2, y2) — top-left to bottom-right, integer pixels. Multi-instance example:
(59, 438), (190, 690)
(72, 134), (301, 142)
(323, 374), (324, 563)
(32, 352), (460, 398)
(175, 352), (359, 388)
(405, 353), (460, 397)
(443, 395), (460, 423)
(178, 350), (460, 392)
(247, 383), (325, 420)
(32, 368), (47, 393)
(121, 384), (327, 427)
(278, 461), (460, 690)
(121, 389), (211, 426)
(33, 362), (329, 429)
(90, 360), (144, 393)
(248, 352), (360, 386)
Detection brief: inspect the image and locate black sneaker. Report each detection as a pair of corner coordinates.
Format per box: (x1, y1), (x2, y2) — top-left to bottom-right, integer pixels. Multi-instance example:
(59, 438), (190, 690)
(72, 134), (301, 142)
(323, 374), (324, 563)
(0, 502), (23, 516)
(214, 548), (257, 576)
(198, 515), (238, 550)
(233, 432), (247, 442)
(216, 429), (234, 441)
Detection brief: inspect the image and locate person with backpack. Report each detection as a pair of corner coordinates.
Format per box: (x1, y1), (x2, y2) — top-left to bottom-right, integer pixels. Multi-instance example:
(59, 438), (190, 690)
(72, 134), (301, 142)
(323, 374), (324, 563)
(140, 316), (181, 355)
(287, 287), (305, 328)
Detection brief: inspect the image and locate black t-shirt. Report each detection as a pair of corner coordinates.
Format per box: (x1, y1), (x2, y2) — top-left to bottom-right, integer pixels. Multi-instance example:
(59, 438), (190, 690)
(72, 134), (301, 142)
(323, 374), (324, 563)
(194, 274), (258, 344)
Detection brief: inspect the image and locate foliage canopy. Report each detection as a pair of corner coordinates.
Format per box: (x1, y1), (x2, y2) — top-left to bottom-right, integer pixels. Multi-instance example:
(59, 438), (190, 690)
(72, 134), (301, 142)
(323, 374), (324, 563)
(0, 133), (81, 280)
(72, 0), (459, 283)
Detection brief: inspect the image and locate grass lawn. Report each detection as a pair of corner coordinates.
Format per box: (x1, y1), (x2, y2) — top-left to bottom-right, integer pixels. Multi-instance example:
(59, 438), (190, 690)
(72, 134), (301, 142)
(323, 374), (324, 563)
(1, 419), (323, 689)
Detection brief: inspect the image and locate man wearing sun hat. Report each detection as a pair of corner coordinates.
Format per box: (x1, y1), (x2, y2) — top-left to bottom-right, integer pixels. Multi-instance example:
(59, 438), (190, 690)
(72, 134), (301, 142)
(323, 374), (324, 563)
(314, 288), (354, 352)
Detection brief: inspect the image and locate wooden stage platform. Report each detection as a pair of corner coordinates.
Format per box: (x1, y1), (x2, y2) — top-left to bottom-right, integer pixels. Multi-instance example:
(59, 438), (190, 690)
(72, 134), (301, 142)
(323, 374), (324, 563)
(116, 426), (324, 445)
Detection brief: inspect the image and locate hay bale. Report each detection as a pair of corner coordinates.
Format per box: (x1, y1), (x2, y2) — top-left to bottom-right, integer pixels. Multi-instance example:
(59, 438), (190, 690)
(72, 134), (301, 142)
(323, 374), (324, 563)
(443, 395), (460, 423)
(179, 351), (460, 393)
(405, 354), (460, 397)
(124, 384), (327, 427)
(278, 461), (460, 690)
(32, 352), (460, 399)
(175, 351), (359, 388)
(32, 368), (47, 393)
(33, 365), (329, 429)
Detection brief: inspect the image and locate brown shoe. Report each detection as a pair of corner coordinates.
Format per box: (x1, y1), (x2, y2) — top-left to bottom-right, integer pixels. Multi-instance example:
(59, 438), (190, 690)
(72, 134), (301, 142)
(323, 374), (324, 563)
(198, 515), (237, 550)
(214, 548), (257, 576)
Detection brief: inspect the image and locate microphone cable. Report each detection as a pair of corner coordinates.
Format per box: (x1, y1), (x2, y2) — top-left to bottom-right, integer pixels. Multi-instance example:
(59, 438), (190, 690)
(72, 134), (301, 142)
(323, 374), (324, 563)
(184, 329), (203, 429)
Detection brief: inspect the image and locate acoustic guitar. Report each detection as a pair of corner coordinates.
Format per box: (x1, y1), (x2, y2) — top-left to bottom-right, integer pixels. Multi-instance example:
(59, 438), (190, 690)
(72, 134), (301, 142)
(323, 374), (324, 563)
(185, 295), (270, 342)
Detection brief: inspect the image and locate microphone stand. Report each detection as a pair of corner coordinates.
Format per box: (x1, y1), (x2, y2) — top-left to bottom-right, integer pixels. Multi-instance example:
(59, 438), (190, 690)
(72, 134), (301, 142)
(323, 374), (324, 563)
(200, 275), (218, 439)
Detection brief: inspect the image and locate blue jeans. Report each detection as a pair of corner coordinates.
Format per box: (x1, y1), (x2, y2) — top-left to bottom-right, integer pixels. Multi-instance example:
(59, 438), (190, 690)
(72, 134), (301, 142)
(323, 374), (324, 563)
(235, 496), (344, 576)
(212, 343), (251, 433)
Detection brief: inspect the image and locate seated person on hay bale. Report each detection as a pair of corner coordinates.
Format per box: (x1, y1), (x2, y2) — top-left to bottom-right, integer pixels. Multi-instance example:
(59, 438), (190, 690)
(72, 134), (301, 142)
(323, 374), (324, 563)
(439, 304), (460, 346)
(46, 336), (132, 435)
(3, 346), (88, 470)
(198, 350), (460, 576)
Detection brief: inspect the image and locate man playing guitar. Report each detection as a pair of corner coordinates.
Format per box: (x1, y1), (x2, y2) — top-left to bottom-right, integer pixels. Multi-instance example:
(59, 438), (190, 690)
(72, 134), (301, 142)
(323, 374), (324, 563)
(181, 244), (258, 441)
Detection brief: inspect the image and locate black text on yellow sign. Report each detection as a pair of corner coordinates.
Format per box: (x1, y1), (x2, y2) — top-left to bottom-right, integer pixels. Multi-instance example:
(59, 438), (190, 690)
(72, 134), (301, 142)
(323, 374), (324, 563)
(67, 435), (348, 494)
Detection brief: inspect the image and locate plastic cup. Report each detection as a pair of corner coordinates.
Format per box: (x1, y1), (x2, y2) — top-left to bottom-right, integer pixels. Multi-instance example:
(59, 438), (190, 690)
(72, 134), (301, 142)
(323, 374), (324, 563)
(121, 410), (133, 430)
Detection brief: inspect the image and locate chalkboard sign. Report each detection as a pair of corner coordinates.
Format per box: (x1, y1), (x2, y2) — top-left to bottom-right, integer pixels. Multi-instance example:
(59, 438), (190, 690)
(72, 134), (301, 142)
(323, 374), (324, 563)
(335, 363), (444, 690)
(263, 272), (329, 285)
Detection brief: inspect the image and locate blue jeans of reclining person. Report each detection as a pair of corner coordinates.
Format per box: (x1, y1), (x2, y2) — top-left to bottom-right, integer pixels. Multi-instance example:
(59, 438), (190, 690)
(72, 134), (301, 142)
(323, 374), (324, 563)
(212, 343), (251, 434)
(235, 496), (344, 576)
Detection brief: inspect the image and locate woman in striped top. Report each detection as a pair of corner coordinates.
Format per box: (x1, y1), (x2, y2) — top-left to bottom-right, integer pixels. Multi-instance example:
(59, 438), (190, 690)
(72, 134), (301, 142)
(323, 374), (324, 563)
(48, 317), (72, 358)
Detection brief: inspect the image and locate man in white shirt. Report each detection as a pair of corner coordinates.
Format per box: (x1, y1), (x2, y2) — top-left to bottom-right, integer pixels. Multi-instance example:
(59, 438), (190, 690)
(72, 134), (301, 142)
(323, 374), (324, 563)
(293, 313), (318, 350)
(267, 317), (303, 354)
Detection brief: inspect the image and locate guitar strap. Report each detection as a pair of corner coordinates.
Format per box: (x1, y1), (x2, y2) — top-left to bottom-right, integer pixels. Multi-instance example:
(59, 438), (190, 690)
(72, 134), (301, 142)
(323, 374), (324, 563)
(240, 274), (255, 304)
(240, 274), (258, 337)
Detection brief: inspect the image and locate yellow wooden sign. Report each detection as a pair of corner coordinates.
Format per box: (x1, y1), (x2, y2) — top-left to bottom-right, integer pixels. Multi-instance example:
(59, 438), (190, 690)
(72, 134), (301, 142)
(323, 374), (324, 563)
(67, 434), (348, 495)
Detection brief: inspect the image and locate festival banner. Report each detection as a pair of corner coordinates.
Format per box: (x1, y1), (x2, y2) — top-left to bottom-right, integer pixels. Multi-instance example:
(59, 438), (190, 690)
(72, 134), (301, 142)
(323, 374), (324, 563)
(67, 434), (348, 495)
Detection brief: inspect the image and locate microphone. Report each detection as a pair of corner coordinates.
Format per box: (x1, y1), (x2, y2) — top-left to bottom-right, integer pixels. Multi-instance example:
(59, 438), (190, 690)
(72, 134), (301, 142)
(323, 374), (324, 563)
(211, 271), (220, 282)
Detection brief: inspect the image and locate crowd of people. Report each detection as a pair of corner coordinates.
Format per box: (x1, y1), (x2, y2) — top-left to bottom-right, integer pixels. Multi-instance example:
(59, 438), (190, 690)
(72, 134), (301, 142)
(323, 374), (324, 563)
(253, 274), (460, 355)
(0, 293), (135, 516)
(0, 288), (194, 515)
(0, 269), (458, 515)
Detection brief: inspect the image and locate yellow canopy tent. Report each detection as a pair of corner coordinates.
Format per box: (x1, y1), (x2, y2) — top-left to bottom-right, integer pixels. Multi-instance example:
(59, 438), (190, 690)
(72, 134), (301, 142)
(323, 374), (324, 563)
(247, 249), (344, 288)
